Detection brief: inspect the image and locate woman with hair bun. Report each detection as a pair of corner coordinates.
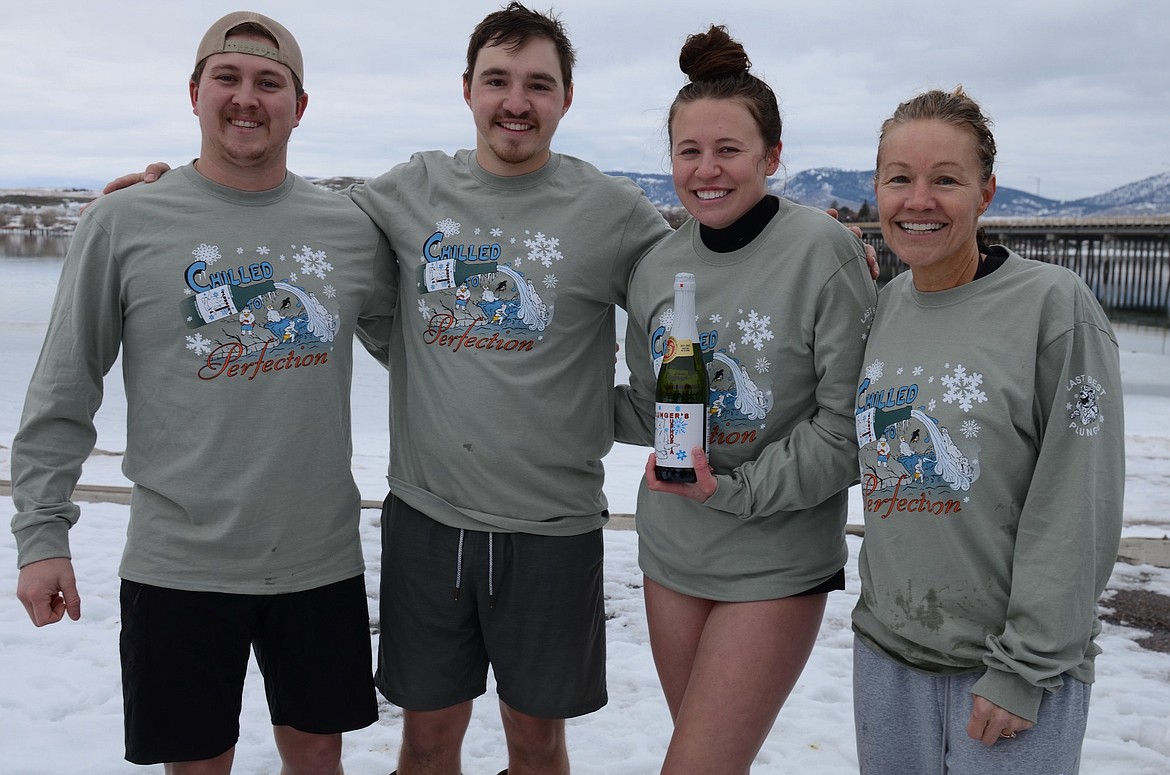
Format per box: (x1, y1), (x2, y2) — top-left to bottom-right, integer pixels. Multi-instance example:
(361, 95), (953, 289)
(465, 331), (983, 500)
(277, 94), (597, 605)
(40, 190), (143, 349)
(615, 24), (877, 773)
(851, 86), (1123, 773)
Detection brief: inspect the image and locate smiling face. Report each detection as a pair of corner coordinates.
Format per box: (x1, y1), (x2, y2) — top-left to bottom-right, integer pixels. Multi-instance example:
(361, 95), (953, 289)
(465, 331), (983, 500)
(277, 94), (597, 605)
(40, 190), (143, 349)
(670, 98), (780, 230)
(875, 119), (996, 290)
(463, 37), (573, 177)
(190, 33), (307, 190)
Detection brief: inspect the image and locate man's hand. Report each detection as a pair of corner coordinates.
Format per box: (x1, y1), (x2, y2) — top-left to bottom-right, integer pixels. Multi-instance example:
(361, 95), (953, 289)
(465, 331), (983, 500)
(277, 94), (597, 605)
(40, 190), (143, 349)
(16, 557), (81, 627)
(102, 162), (172, 195)
(967, 694), (1035, 746)
(644, 448), (717, 503)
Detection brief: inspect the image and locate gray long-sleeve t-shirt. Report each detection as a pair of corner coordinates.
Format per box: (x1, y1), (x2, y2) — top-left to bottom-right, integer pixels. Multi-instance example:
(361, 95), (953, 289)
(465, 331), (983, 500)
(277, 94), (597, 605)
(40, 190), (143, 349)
(616, 201), (878, 600)
(348, 150), (670, 535)
(11, 164), (397, 593)
(852, 248), (1125, 722)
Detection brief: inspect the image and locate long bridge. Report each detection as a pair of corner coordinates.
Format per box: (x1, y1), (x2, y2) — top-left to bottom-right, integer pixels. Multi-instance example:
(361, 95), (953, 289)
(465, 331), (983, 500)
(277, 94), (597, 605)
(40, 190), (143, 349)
(857, 216), (1170, 319)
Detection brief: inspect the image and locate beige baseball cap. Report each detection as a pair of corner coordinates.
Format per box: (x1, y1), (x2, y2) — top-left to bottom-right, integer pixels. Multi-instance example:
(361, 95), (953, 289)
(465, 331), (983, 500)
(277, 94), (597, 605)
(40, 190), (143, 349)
(195, 11), (304, 85)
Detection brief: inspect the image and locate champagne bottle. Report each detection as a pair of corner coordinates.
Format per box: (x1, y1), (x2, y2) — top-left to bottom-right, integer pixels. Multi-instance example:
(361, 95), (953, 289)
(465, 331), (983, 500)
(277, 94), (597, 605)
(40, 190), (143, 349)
(180, 280), (277, 329)
(655, 272), (708, 483)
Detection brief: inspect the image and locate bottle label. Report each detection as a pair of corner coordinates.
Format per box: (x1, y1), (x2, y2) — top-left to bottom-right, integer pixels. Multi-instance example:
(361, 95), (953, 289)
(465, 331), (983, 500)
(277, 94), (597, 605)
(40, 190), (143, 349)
(655, 402), (705, 470)
(192, 286), (240, 324)
(422, 258), (458, 292)
(662, 337), (695, 364)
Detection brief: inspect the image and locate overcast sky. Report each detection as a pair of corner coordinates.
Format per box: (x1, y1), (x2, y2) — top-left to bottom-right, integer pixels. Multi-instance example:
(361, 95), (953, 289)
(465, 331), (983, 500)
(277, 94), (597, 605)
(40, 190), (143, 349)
(3, 0), (1167, 201)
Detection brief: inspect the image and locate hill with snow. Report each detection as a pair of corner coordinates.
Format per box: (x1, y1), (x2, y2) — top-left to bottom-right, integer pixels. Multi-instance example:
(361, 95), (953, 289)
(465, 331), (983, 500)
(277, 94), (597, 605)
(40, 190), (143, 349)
(605, 169), (1170, 218)
(6, 171), (1170, 224)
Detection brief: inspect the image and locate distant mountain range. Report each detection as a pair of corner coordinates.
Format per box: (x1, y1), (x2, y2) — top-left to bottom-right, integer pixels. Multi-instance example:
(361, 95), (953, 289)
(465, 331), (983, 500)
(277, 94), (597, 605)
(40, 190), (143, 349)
(607, 169), (1170, 219)
(7, 170), (1169, 223)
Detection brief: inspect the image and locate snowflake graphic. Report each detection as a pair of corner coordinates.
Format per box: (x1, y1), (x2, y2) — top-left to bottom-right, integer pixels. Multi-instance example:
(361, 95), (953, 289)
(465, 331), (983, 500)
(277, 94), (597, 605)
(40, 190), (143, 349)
(675, 449), (689, 462)
(279, 254), (287, 261)
(322, 284), (337, 299)
(940, 364), (988, 412)
(436, 218), (460, 237)
(474, 227), (481, 235)
(192, 243), (223, 266)
(960, 419), (981, 438)
(185, 333), (212, 356)
(896, 367), (904, 375)
(294, 245), (333, 279)
(543, 274), (558, 289)
(513, 257), (523, 268)
(510, 237), (517, 244)
(755, 357), (771, 374)
(182, 286), (193, 296)
(523, 232), (563, 267)
(710, 313), (723, 323)
(236, 247), (244, 255)
(927, 399), (937, 411)
(728, 341), (737, 354)
(736, 310), (774, 351)
(257, 246), (270, 255)
(417, 299), (433, 319)
(865, 360), (885, 382)
(671, 417), (690, 438)
(913, 366), (924, 376)
(490, 227), (503, 237)
(289, 272), (298, 282)
(659, 308), (676, 330)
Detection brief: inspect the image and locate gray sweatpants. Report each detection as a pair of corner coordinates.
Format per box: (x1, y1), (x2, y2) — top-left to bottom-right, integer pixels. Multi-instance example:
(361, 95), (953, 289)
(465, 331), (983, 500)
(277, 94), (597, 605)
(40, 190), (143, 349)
(853, 638), (1090, 775)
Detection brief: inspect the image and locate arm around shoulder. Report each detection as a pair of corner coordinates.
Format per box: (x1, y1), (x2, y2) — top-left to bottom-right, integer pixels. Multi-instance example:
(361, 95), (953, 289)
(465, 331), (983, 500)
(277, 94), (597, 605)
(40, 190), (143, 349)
(101, 161), (173, 194)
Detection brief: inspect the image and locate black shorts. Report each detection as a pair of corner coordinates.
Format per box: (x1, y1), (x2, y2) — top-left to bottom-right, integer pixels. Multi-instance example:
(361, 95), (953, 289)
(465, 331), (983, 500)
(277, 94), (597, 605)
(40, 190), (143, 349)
(795, 567), (846, 597)
(120, 576), (377, 765)
(376, 494), (607, 719)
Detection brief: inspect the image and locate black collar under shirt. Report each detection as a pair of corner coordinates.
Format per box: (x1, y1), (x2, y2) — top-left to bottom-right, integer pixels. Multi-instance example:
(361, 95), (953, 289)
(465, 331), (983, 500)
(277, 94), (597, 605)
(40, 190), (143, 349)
(698, 195), (780, 253)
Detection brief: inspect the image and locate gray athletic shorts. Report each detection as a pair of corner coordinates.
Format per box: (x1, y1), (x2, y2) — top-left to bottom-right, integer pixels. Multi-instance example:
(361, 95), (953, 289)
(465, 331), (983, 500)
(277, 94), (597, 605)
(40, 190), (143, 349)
(375, 494), (607, 719)
(853, 637), (1090, 774)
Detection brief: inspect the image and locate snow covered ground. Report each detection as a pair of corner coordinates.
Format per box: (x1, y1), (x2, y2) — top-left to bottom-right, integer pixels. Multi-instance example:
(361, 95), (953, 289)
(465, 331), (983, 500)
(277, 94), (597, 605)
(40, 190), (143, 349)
(2, 255), (1169, 773)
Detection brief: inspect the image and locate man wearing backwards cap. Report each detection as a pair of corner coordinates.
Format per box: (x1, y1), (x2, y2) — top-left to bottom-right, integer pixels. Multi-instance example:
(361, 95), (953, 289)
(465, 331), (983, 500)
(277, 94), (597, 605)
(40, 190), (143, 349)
(11, 11), (395, 773)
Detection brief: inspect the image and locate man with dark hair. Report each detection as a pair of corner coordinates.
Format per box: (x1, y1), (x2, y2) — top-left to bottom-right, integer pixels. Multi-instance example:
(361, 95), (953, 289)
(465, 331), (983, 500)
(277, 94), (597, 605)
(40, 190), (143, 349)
(12, 12), (395, 773)
(347, 4), (670, 773)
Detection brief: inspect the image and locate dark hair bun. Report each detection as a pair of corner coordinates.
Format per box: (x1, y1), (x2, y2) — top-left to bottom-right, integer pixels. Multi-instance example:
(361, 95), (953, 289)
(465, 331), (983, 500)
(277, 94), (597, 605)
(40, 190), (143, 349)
(679, 24), (750, 82)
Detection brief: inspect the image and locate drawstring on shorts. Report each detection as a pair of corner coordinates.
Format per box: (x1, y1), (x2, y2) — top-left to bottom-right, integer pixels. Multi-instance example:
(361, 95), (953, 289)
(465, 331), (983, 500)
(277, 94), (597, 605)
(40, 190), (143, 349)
(488, 532), (495, 607)
(452, 528), (496, 608)
(454, 529), (466, 600)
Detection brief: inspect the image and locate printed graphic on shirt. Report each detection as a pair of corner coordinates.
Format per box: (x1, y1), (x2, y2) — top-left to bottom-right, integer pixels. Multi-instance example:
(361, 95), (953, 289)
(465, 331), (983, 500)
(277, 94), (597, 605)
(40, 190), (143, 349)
(1066, 373), (1108, 437)
(412, 218), (556, 353)
(855, 359), (983, 520)
(650, 305), (775, 450)
(179, 241), (342, 380)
